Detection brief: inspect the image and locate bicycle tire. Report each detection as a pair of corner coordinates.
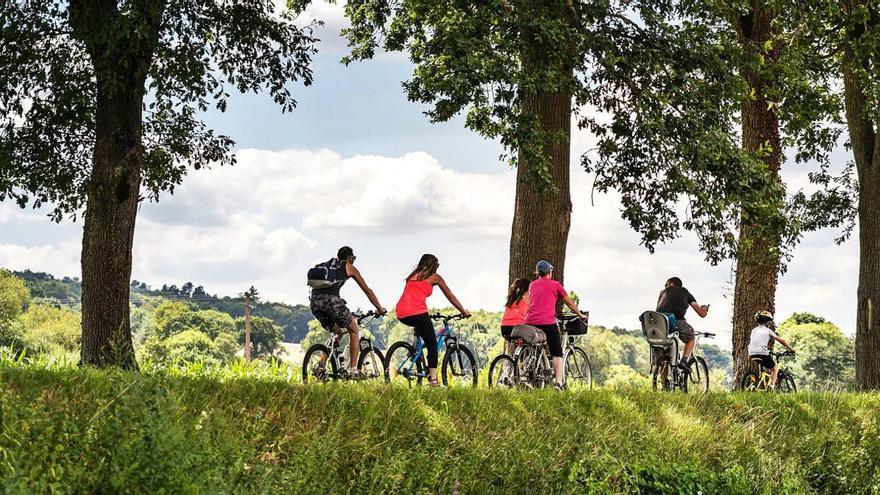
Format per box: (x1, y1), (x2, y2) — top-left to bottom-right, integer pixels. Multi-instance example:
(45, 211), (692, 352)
(689, 356), (709, 393)
(777, 372), (797, 392)
(357, 347), (385, 382)
(384, 341), (423, 386)
(442, 344), (478, 387)
(302, 344), (337, 383)
(564, 345), (593, 390)
(488, 354), (517, 388)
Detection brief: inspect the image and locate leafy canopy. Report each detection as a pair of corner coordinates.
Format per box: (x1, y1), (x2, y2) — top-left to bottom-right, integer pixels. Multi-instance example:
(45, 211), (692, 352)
(341, 0), (852, 262)
(0, 0), (318, 220)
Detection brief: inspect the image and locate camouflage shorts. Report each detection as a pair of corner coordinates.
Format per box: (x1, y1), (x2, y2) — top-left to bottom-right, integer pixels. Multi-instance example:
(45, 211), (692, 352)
(310, 294), (353, 332)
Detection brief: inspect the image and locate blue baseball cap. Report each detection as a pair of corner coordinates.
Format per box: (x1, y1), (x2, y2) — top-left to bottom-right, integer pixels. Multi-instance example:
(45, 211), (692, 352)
(536, 260), (554, 274)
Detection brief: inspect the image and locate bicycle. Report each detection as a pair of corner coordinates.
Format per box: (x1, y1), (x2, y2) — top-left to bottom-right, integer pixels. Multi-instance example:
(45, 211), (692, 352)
(488, 313), (592, 390)
(384, 313), (478, 387)
(740, 350), (797, 392)
(302, 311), (385, 383)
(640, 310), (713, 393)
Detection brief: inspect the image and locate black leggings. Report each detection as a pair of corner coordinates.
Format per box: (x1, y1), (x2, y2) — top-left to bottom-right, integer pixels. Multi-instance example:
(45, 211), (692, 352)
(399, 313), (438, 368)
(532, 324), (563, 358)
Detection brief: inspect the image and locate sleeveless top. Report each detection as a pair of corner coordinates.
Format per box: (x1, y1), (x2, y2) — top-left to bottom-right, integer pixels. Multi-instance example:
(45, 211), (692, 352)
(311, 261), (349, 297)
(396, 277), (434, 318)
(501, 298), (528, 326)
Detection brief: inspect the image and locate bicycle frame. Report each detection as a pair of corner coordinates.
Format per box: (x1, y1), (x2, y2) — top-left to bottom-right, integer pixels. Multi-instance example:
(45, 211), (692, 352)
(316, 312), (379, 378)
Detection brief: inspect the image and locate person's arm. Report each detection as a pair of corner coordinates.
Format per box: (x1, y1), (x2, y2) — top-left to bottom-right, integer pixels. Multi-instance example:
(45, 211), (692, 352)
(432, 274), (470, 317)
(347, 264), (386, 314)
(689, 301), (709, 318)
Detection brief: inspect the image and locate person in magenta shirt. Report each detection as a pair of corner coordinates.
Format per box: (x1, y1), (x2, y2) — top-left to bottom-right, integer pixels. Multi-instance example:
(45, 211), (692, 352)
(525, 260), (588, 390)
(395, 253), (470, 386)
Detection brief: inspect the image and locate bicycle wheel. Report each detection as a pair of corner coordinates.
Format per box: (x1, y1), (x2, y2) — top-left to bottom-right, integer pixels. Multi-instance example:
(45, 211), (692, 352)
(652, 361), (671, 391)
(384, 341), (423, 386)
(688, 356), (709, 393)
(302, 344), (337, 383)
(442, 344), (478, 387)
(564, 345), (593, 390)
(488, 354), (517, 388)
(777, 372), (797, 392)
(357, 347), (385, 382)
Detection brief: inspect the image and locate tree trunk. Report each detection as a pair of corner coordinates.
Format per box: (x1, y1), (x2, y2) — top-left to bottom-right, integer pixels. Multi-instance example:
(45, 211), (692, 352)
(80, 85), (145, 369)
(70, 0), (161, 368)
(730, 5), (784, 387)
(841, 10), (880, 389)
(508, 0), (574, 287)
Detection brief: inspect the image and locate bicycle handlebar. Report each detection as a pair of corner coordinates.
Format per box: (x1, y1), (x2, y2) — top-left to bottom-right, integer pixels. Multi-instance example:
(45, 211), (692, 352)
(354, 310), (382, 321)
(695, 331), (715, 338)
(429, 313), (469, 322)
(771, 350), (796, 358)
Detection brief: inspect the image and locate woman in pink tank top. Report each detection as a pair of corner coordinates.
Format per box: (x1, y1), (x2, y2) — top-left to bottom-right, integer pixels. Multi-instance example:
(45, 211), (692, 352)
(395, 253), (470, 386)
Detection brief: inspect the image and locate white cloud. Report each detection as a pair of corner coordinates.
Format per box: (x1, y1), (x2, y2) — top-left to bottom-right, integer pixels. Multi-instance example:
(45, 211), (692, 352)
(0, 238), (81, 278)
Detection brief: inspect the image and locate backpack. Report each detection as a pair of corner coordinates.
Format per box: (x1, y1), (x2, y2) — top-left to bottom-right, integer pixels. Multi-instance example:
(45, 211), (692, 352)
(307, 258), (346, 289)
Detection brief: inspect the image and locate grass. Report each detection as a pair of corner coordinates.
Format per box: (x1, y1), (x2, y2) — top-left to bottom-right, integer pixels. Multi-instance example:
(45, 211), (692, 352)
(1, 357), (879, 494)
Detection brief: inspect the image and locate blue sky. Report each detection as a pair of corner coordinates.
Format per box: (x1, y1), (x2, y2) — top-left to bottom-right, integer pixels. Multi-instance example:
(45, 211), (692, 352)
(0, 2), (860, 346)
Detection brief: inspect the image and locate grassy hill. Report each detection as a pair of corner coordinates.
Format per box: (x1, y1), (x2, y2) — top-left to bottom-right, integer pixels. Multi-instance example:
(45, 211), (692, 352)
(1, 360), (877, 494)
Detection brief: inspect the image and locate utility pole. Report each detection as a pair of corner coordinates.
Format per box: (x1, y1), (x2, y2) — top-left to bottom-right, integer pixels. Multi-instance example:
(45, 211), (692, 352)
(243, 286), (256, 362)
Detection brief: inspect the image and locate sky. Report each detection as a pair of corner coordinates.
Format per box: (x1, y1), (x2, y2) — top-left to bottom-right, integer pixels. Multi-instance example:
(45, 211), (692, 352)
(0, 2), (860, 347)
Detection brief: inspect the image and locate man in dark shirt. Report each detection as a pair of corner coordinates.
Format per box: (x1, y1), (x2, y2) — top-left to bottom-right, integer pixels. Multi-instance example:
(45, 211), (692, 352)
(656, 277), (709, 370)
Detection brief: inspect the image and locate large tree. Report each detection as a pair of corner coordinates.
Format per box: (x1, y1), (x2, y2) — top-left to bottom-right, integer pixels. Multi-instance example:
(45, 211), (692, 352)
(342, 0), (586, 285)
(838, 0), (880, 389)
(0, 0), (318, 367)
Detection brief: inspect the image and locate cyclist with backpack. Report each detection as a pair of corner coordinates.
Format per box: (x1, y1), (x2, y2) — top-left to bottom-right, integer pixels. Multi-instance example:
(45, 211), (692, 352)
(656, 276), (709, 372)
(524, 260), (587, 391)
(395, 253), (470, 386)
(308, 246), (386, 377)
(749, 310), (795, 389)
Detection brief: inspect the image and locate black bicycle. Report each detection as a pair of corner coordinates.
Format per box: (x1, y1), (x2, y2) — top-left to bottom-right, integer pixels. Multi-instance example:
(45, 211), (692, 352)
(740, 350), (797, 392)
(302, 311), (385, 383)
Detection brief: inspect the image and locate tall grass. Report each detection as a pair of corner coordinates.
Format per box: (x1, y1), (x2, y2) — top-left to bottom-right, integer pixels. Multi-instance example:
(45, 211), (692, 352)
(1, 355), (878, 494)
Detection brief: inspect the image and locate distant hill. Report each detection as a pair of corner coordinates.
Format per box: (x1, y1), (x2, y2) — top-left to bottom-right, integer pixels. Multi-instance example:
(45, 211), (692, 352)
(13, 271), (313, 342)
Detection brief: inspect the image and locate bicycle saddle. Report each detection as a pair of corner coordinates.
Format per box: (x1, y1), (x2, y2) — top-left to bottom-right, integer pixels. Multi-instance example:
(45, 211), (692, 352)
(511, 325), (547, 345)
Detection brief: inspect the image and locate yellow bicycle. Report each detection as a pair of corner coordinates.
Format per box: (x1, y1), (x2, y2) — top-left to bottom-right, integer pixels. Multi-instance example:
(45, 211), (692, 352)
(740, 350), (797, 392)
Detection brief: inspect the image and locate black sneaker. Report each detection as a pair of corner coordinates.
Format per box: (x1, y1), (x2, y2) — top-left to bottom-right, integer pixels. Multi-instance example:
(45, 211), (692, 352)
(676, 358), (692, 373)
(554, 382), (567, 392)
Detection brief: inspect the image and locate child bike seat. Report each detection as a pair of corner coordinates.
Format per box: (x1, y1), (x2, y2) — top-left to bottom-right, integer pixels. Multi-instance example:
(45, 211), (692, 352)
(511, 325), (547, 345)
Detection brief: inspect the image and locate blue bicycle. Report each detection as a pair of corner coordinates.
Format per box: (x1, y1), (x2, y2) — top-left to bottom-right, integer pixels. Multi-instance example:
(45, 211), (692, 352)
(384, 313), (478, 387)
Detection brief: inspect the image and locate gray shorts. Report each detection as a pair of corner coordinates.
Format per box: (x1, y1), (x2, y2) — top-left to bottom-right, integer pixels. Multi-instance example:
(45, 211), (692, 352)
(675, 319), (695, 343)
(310, 294), (353, 332)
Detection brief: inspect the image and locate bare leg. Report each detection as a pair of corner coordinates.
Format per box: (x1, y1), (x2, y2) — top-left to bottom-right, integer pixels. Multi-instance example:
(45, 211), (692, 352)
(552, 356), (564, 384)
(346, 319), (360, 370)
(770, 366), (780, 387)
(428, 367), (438, 382)
(681, 339), (696, 361)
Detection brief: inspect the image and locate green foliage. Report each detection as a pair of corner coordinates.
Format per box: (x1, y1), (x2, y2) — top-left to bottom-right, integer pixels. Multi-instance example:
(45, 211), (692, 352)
(0, 0), (319, 218)
(12, 270), (80, 303)
(778, 314), (855, 391)
(0, 270), (31, 349)
(13, 304), (80, 358)
(341, 0), (850, 261)
(236, 317), (283, 360)
(1, 361), (880, 493)
(151, 300), (235, 340)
